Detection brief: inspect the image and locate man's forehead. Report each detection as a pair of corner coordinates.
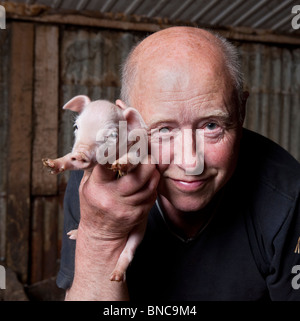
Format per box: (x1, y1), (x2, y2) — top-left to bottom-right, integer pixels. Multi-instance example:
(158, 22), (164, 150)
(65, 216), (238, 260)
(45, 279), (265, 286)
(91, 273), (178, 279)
(133, 30), (229, 91)
(134, 27), (224, 65)
(132, 54), (232, 106)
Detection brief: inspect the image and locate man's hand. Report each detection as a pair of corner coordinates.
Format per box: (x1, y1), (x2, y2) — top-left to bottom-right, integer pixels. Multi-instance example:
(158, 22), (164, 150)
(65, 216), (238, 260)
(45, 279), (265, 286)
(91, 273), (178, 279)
(79, 156), (159, 239)
(65, 156), (160, 300)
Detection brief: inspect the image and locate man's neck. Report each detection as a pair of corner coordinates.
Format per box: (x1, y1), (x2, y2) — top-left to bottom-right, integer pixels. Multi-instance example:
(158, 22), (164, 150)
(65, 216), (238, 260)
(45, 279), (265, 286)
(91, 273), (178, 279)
(157, 195), (216, 241)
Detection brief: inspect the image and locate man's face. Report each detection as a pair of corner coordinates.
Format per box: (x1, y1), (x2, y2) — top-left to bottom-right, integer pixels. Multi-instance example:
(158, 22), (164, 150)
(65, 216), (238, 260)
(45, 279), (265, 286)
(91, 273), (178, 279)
(130, 46), (243, 213)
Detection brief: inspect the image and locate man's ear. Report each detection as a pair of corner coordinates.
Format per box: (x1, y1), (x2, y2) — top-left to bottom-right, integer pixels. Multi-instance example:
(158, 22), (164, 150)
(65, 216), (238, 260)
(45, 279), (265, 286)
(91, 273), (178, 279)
(63, 95), (91, 113)
(116, 99), (127, 110)
(240, 91), (249, 124)
(123, 107), (147, 132)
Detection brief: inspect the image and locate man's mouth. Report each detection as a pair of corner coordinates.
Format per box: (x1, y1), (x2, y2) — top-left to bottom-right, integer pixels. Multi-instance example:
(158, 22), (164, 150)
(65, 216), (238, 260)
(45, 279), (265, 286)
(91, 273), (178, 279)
(169, 177), (208, 192)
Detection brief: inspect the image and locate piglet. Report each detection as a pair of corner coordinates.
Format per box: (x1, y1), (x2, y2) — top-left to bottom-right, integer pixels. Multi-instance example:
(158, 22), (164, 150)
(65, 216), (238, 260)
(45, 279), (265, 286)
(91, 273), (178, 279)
(43, 95), (146, 174)
(42, 95), (148, 282)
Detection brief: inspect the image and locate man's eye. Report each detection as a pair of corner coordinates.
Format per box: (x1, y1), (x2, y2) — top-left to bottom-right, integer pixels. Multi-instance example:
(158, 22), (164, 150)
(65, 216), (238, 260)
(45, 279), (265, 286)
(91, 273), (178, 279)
(159, 127), (170, 134)
(206, 123), (218, 130)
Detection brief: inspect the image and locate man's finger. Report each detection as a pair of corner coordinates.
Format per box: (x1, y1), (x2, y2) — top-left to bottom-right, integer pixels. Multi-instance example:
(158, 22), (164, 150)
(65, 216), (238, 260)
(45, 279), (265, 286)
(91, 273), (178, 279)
(80, 167), (94, 185)
(117, 162), (158, 196)
(88, 164), (118, 185)
(124, 168), (160, 205)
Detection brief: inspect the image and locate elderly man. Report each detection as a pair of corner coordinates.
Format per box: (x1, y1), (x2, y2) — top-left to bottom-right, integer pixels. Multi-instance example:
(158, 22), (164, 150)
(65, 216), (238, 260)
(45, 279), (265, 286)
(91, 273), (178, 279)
(57, 27), (300, 301)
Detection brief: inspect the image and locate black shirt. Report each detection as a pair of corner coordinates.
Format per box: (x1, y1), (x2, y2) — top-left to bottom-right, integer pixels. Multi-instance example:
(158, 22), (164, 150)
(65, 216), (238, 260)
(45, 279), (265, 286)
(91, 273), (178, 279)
(56, 129), (300, 300)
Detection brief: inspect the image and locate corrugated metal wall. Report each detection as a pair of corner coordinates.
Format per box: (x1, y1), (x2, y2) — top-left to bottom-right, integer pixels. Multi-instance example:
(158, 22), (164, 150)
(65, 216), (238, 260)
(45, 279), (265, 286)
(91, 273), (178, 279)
(9, 0), (300, 34)
(0, 21), (299, 297)
(239, 43), (300, 161)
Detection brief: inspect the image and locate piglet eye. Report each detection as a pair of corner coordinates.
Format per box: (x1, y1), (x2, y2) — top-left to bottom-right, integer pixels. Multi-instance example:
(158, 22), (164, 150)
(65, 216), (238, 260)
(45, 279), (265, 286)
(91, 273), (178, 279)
(105, 130), (118, 142)
(110, 131), (118, 138)
(73, 124), (78, 131)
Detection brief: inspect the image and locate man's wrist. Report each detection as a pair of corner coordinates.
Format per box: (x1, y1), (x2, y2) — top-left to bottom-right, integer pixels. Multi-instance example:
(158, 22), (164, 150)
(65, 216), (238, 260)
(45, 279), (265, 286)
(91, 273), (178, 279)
(77, 222), (127, 256)
(66, 222), (129, 301)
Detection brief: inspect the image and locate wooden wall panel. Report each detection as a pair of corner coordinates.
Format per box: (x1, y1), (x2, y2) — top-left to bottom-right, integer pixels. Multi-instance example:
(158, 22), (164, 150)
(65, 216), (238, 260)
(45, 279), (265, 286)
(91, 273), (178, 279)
(0, 23), (11, 264)
(30, 25), (59, 284)
(30, 196), (59, 284)
(6, 22), (34, 283)
(31, 25), (59, 196)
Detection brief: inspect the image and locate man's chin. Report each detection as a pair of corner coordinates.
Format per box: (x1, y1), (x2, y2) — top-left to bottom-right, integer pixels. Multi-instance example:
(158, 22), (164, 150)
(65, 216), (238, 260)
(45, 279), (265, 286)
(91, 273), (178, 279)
(175, 201), (209, 213)
(160, 193), (212, 214)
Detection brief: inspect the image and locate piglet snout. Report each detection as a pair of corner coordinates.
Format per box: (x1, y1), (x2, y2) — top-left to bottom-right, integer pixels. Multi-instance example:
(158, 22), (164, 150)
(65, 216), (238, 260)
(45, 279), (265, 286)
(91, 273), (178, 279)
(71, 151), (89, 162)
(70, 151), (93, 169)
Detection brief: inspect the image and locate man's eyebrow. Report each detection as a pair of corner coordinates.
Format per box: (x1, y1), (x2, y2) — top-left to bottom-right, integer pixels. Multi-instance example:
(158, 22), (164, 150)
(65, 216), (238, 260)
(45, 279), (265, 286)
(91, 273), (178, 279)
(147, 119), (178, 129)
(200, 113), (232, 122)
(199, 110), (231, 119)
(194, 109), (235, 124)
(147, 111), (233, 128)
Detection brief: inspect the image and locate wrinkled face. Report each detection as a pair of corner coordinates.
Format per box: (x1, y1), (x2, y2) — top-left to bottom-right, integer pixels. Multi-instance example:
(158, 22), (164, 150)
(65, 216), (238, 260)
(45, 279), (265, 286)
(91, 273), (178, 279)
(130, 39), (243, 213)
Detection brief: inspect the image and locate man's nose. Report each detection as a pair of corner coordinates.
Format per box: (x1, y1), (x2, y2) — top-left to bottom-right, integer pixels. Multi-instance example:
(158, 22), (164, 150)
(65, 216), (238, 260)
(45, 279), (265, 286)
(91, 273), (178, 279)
(175, 129), (204, 175)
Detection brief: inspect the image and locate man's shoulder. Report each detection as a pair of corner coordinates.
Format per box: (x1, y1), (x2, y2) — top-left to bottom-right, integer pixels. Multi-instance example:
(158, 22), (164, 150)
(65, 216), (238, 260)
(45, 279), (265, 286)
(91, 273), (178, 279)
(236, 129), (300, 260)
(239, 128), (300, 202)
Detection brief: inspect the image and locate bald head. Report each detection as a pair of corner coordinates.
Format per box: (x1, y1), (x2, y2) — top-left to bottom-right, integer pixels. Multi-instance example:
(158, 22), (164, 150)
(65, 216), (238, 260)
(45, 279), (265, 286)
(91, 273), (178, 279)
(121, 27), (244, 118)
(132, 27), (225, 64)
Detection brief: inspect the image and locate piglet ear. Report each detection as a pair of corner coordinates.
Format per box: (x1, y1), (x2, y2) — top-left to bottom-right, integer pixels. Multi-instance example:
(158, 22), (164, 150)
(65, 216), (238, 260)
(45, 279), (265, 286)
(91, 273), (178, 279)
(63, 95), (91, 113)
(115, 99), (127, 110)
(123, 107), (147, 132)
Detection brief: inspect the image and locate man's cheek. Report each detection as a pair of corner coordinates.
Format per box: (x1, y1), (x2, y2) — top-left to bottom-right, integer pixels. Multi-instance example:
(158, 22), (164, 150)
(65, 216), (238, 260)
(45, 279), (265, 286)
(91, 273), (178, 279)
(204, 143), (235, 170)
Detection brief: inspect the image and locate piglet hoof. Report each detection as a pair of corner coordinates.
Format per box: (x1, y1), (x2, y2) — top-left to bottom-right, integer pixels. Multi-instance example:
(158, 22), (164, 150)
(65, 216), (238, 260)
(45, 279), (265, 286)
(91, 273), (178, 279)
(110, 161), (127, 177)
(42, 158), (65, 174)
(67, 229), (78, 240)
(110, 270), (125, 282)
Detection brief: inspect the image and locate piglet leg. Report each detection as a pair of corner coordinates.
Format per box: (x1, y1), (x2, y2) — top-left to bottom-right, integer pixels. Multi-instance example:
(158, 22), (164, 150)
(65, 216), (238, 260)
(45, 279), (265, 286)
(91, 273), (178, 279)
(110, 221), (146, 282)
(67, 229), (78, 240)
(110, 152), (139, 176)
(67, 223), (146, 282)
(42, 153), (75, 174)
(43, 151), (94, 174)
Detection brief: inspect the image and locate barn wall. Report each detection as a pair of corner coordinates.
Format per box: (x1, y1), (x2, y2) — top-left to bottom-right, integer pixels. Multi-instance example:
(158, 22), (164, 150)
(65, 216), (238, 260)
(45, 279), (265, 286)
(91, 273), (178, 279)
(0, 20), (299, 298)
(239, 43), (300, 161)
